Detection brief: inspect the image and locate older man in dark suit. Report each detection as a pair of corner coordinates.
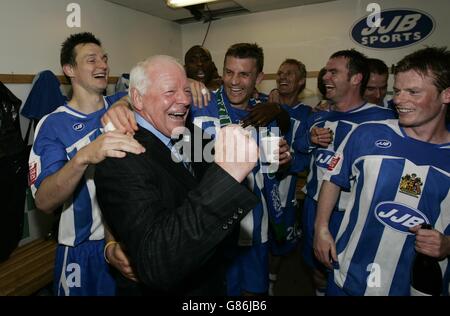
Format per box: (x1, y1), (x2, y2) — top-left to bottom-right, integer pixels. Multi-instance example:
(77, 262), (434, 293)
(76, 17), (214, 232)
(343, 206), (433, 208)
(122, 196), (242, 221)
(95, 55), (259, 295)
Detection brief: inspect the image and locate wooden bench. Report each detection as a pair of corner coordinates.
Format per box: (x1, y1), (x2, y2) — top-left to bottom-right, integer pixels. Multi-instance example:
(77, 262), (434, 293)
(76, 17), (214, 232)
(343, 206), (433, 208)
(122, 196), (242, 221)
(0, 238), (56, 296)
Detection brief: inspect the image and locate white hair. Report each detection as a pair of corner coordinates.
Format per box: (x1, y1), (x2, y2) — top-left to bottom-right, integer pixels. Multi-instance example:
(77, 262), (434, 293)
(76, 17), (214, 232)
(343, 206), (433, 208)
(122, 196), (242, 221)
(129, 55), (185, 97)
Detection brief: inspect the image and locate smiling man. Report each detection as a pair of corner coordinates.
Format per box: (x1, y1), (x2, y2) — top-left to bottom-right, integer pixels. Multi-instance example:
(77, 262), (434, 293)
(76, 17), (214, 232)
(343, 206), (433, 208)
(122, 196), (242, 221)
(364, 58), (389, 106)
(190, 43), (292, 296)
(266, 58), (312, 295)
(314, 47), (450, 296)
(184, 45), (222, 91)
(94, 55), (260, 295)
(293, 49), (395, 295)
(95, 44), (291, 295)
(28, 32), (145, 296)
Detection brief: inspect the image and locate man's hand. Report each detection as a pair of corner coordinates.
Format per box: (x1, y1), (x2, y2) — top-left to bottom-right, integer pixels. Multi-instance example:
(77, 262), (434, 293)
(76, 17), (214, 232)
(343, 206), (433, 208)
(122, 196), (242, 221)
(268, 88), (280, 104)
(242, 103), (281, 128)
(189, 79), (210, 108)
(278, 138), (292, 167)
(410, 225), (450, 259)
(313, 100), (331, 112)
(214, 125), (258, 182)
(105, 242), (138, 282)
(77, 131), (145, 166)
(310, 127), (333, 147)
(313, 226), (337, 269)
(101, 97), (138, 135)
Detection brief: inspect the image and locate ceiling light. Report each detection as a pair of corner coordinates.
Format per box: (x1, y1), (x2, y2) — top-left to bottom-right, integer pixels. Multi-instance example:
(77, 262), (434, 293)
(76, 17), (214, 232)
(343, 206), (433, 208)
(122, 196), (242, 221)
(166, 0), (219, 9)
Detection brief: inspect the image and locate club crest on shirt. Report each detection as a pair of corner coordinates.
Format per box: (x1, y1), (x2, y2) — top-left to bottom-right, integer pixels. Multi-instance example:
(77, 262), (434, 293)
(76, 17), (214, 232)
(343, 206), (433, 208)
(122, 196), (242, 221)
(399, 173), (423, 198)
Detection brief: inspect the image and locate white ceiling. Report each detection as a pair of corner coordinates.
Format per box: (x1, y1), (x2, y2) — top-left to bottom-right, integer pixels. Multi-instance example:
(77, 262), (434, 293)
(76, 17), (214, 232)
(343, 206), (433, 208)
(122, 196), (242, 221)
(104, 0), (336, 24)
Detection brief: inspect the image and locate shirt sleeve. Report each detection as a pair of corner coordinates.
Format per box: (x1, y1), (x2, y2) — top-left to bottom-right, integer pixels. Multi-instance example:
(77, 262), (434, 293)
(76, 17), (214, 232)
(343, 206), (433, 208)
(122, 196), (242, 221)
(288, 117), (311, 173)
(105, 91), (127, 106)
(29, 117), (67, 192)
(292, 112), (320, 154)
(322, 125), (366, 191)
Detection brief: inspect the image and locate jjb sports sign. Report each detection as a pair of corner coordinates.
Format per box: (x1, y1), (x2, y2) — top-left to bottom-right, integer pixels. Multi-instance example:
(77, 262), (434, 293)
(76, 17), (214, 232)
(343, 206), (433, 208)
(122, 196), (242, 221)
(351, 9), (435, 49)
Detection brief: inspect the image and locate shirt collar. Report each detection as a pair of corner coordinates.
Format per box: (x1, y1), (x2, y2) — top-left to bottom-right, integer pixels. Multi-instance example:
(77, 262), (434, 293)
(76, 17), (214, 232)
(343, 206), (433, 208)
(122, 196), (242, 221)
(135, 112), (172, 149)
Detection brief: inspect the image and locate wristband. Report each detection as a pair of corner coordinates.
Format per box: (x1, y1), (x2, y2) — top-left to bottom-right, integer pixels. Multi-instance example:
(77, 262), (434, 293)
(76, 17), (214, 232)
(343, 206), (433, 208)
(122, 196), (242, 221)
(104, 240), (118, 264)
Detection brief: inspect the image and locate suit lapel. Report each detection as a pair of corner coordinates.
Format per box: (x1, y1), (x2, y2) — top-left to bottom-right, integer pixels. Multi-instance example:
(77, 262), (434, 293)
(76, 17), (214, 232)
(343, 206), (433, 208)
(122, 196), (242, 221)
(134, 127), (198, 188)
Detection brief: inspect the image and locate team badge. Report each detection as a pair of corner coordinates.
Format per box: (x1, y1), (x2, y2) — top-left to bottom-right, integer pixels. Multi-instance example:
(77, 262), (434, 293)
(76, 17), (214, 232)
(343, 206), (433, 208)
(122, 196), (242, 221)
(399, 173), (423, 198)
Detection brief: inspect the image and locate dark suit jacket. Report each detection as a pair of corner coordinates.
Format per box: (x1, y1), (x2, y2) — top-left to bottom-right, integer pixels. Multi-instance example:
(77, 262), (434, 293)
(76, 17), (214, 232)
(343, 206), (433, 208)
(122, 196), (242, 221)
(95, 125), (258, 295)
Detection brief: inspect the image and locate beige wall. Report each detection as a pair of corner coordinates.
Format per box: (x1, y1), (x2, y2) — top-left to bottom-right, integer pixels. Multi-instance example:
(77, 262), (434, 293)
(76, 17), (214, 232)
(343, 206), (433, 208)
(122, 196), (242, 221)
(2, 0), (183, 142)
(181, 0), (450, 103)
(0, 0), (182, 75)
(0, 0), (183, 244)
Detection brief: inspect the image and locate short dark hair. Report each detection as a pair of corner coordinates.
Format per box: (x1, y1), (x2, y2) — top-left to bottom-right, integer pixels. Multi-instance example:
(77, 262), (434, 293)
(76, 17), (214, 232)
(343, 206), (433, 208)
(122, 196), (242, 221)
(330, 49), (369, 97)
(281, 58), (307, 93)
(184, 45), (212, 64)
(368, 58), (389, 76)
(394, 46), (450, 93)
(225, 43), (264, 73)
(317, 67), (327, 97)
(60, 32), (101, 67)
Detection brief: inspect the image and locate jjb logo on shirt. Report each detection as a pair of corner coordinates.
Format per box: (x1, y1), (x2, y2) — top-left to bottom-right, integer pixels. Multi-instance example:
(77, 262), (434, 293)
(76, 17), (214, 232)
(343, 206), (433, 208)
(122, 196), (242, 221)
(374, 201), (429, 234)
(315, 149), (335, 169)
(375, 139), (392, 149)
(73, 122), (85, 131)
(351, 9), (434, 49)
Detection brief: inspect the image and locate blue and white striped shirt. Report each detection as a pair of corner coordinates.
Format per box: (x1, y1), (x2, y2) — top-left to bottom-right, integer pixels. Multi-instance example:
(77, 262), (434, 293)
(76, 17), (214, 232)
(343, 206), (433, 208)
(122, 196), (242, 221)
(29, 95), (122, 247)
(325, 120), (450, 295)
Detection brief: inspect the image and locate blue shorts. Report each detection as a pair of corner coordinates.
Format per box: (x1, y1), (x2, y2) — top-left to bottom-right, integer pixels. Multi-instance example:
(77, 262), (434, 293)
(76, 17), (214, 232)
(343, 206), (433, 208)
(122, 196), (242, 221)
(54, 239), (116, 296)
(301, 196), (344, 270)
(226, 243), (269, 295)
(269, 205), (300, 256)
